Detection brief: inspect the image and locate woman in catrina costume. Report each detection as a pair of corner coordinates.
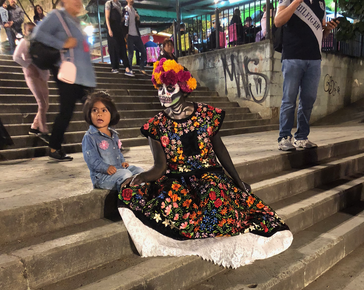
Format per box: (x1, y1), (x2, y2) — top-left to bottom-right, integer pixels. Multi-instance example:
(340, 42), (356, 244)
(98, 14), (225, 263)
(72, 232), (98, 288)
(118, 59), (293, 268)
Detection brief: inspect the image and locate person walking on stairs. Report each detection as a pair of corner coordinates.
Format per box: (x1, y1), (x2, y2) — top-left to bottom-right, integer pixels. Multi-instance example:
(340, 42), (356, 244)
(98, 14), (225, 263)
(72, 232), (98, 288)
(275, 0), (339, 151)
(105, 0), (134, 76)
(13, 22), (50, 144)
(32, 0), (96, 161)
(122, 0), (147, 75)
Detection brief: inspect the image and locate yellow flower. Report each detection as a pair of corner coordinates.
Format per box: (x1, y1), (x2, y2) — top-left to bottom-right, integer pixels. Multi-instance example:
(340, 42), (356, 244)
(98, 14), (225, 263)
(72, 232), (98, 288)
(174, 127), (178, 133)
(173, 122), (178, 127)
(178, 154), (184, 160)
(198, 142), (204, 149)
(193, 122), (199, 127)
(187, 77), (197, 90)
(163, 60), (184, 74)
(177, 147), (183, 154)
(153, 61), (160, 70)
(171, 156), (177, 162)
(154, 72), (162, 85)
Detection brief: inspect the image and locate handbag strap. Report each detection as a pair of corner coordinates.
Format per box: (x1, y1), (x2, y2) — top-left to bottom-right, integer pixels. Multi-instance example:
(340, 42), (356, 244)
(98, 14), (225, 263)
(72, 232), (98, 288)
(54, 10), (74, 62)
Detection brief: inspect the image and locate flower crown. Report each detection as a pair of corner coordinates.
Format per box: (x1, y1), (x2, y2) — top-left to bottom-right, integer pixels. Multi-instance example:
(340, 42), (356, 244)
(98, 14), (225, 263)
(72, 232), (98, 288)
(151, 58), (197, 93)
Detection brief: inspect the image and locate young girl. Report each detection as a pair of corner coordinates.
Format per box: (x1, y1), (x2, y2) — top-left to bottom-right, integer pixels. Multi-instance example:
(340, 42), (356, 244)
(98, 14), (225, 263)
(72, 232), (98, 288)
(13, 22), (50, 143)
(82, 91), (144, 190)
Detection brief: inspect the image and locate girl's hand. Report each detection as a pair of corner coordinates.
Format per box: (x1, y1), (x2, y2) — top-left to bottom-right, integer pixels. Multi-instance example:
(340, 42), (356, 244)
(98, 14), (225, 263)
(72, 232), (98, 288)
(121, 162), (129, 168)
(108, 29), (113, 37)
(107, 165), (117, 175)
(63, 37), (77, 49)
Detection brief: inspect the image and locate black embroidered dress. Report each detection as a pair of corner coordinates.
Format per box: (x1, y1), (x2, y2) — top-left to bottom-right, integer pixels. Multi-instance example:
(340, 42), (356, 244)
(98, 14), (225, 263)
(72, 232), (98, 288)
(118, 103), (292, 268)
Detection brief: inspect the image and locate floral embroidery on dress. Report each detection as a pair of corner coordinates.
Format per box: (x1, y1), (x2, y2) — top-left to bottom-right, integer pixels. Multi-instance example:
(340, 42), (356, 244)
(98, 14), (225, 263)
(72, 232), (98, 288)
(118, 103), (289, 241)
(99, 140), (109, 150)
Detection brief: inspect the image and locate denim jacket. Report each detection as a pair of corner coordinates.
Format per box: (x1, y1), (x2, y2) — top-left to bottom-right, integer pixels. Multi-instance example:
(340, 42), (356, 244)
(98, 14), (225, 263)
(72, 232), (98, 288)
(32, 8), (96, 88)
(82, 125), (125, 186)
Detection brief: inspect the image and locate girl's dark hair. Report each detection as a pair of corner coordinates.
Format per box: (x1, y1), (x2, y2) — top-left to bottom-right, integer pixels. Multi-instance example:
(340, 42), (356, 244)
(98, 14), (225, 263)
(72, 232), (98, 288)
(162, 38), (174, 48)
(0, 0), (6, 7)
(34, 5), (44, 19)
(83, 91), (120, 126)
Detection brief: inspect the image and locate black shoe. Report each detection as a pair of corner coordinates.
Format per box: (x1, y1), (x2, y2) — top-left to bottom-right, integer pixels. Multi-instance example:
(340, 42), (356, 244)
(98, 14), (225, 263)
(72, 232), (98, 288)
(38, 133), (50, 144)
(49, 149), (73, 162)
(29, 128), (41, 135)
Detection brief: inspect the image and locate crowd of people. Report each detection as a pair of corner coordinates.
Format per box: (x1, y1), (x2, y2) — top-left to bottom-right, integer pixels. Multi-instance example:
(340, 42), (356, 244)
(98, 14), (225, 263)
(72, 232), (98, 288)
(0, 0), (341, 269)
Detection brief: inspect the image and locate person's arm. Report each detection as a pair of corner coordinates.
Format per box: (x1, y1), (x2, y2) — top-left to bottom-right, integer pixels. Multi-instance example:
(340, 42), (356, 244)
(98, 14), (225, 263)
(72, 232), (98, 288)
(13, 39), (31, 68)
(105, 3), (113, 37)
(323, 18), (339, 39)
(11, 7), (24, 29)
(211, 132), (251, 192)
(274, 0), (303, 27)
(82, 134), (111, 174)
(32, 11), (76, 50)
(121, 137), (167, 187)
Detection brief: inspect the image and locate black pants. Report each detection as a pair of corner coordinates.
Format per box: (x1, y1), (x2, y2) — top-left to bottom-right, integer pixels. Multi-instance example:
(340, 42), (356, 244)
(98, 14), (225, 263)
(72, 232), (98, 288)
(50, 67), (90, 150)
(107, 27), (130, 70)
(127, 35), (146, 70)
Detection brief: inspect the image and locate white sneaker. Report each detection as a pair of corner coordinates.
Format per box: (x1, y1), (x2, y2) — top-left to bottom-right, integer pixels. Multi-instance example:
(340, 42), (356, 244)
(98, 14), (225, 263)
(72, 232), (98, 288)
(278, 137), (296, 151)
(293, 138), (317, 149)
(111, 69), (119, 73)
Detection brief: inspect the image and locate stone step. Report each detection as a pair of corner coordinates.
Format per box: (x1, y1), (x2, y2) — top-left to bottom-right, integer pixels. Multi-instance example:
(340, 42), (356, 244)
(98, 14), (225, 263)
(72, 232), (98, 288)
(5, 117), (268, 136)
(187, 202), (364, 290)
(0, 100), (238, 114)
(0, 94), (226, 104)
(0, 107), (251, 125)
(303, 236), (364, 290)
(1, 138), (363, 247)
(0, 59), (154, 72)
(5, 120), (272, 149)
(0, 71), (209, 91)
(0, 87), (218, 97)
(1, 167), (364, 290)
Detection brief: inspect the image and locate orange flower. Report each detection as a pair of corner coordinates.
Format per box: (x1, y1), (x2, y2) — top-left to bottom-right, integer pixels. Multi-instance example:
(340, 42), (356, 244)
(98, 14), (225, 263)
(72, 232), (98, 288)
(181, 189), (188, 196)
(220, 207), (228, 215)
(186, 77), (197, 90)
(177, 148), (183, 155)
(171, 194), (180, 202)
(256, 202), (265, 209)
(172, 183), (181, 191)
(138, 189), (145, 196)
(246, 196), (255, 207)
(218, 220), (226, 227)
(183, 199), (192, 208)
(190, 212), (197, 219)
(214, 118), (220, 127)
(162, 59), (184, 73)
(192, 203), (199, 209)
(227, 218), (234, 224)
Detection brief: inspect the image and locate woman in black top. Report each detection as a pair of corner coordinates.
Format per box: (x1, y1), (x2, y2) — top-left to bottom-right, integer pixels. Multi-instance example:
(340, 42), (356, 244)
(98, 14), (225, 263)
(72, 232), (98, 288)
(33, 5), (45, 24)
(158, 39), (178, 62)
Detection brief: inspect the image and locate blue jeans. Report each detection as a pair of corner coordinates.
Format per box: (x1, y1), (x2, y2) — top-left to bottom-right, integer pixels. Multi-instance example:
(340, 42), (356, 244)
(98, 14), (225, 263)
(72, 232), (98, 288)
(5, 27), (15, 54)
(95, 165), (144, 190)
(278, 59), (321, 142)
(127, 35), (146, 70)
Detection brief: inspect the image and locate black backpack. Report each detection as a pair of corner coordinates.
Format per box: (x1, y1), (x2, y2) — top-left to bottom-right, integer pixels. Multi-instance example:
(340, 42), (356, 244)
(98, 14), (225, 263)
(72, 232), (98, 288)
(29, 40), (60, 70)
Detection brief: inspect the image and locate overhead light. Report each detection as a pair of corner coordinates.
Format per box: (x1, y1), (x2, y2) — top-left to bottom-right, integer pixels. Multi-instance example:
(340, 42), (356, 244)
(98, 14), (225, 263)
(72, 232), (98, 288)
(157, 32), (172, 37)
(229, 0), (241, 3)
(152, 30), (157, 34)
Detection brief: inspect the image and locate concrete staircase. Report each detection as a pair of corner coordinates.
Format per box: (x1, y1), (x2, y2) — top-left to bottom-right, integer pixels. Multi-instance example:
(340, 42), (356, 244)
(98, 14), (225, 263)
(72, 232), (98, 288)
(1, 132), (364, 290)
(0, 54), (277, 161)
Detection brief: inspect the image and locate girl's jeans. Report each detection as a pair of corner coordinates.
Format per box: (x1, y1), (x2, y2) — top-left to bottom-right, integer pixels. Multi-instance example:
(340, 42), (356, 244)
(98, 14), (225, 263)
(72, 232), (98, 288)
(279, 59), (321, 142)
(95, 165), (144, 190)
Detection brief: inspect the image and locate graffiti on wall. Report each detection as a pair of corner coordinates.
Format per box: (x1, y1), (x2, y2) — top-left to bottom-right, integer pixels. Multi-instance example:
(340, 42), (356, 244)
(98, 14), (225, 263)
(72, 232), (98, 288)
(221, 53), (269, 104)
(324, 74), (340, 96)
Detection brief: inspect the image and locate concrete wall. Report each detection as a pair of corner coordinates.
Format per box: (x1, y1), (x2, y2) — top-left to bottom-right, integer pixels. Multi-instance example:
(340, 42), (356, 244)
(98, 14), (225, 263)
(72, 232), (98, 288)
(179, 40), (364, 123)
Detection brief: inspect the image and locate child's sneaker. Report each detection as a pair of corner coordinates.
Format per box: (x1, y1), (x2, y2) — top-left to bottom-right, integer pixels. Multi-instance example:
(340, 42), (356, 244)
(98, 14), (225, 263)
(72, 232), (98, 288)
(111, 69), (119, 73)
(29, 128), (41, 135)
(125, 71), (135, 77)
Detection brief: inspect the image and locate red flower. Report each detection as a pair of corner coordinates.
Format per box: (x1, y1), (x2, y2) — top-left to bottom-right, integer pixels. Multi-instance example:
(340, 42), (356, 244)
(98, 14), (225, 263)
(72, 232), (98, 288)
(260, 222), (268, 233)
(161, 136), (170, 147)
(214, 198), (223, 208)
(208, 105), (214, 111)
(215, 107), (222, 113)
(148, 117), (154, 123)
(207, 126), (213, 136)
(122, 188), (133, 201)
(143, 123), (149, 130)
(160, 70), (178, 86)
(209, 191), (216, 201)
(177, 70), (191, 82)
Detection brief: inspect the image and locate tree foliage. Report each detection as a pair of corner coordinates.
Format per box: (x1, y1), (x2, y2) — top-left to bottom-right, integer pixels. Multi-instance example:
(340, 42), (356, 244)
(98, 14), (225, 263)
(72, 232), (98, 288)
(337, 0), (364, 40)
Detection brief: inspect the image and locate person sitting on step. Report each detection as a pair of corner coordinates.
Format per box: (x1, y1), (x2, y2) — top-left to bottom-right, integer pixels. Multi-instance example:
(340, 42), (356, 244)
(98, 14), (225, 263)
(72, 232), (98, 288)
(82, 91), (144, 190)
(13, 22), (50, 144)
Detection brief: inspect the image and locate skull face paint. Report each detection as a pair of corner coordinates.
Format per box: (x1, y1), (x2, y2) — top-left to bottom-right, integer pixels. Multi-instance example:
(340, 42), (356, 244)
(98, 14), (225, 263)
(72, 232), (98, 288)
(158, 83), (182, 107)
